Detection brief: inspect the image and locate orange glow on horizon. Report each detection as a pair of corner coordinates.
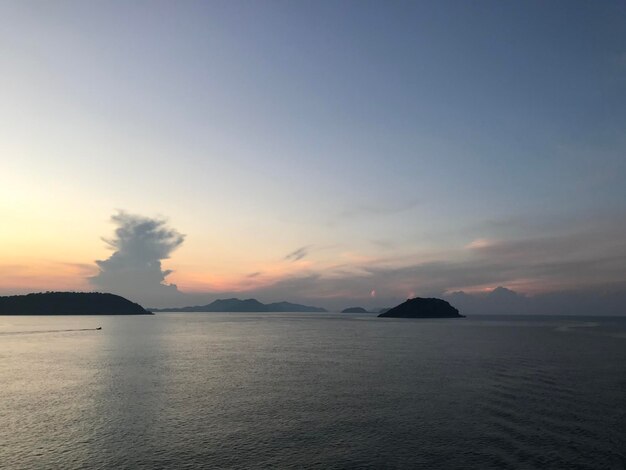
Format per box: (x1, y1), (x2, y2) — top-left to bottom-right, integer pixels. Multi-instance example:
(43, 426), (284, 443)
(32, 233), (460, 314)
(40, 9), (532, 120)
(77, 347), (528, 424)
(170, 258), (318, 293)
(0, 261), (95, 293)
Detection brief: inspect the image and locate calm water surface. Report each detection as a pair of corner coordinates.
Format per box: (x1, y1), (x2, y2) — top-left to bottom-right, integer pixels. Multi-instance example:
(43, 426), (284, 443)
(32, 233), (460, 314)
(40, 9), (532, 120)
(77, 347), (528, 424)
(1, 313), (625, 469)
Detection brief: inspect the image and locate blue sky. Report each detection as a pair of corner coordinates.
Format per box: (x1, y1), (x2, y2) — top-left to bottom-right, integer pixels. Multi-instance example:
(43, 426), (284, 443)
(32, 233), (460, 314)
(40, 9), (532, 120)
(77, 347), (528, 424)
(1, 1), (625, 308)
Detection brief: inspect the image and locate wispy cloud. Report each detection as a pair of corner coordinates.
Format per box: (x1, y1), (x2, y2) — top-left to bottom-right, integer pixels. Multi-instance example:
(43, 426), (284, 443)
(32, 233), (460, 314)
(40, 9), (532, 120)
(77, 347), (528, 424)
(285, 246), (310, 262)
(465, 238), (493, 249)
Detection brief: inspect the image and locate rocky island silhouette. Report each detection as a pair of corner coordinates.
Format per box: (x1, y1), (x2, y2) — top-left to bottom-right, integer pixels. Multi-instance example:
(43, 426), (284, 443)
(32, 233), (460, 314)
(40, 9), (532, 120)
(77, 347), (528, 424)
(341, 307), (369, 313)
(0, 292), (152, 315)
(378, 297), (463, 318)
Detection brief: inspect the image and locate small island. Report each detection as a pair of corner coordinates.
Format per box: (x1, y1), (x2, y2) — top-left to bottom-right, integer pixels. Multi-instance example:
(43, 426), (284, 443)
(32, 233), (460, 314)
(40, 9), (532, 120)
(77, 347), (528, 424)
(341, 307), (369, 313)
(0, 292), (152, 315)
(378, 297), (464, 318)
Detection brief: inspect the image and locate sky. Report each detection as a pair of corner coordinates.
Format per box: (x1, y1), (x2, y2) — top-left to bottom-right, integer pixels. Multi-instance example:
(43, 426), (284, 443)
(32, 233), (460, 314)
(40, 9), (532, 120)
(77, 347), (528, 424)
(1, 1), (625, 311)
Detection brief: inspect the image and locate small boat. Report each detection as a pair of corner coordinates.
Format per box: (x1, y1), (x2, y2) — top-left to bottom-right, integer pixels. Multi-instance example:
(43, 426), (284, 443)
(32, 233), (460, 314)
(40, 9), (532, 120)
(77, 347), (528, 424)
(96, 327), (102, 330)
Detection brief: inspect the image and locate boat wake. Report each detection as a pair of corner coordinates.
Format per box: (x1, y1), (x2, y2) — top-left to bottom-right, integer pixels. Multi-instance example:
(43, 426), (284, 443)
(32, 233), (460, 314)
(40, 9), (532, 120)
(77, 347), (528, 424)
(0, 327), (102, 336)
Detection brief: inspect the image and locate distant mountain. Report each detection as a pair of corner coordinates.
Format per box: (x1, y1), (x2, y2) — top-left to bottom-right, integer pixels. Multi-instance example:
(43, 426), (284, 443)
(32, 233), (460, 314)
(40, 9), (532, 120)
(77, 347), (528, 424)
(205, 298), (267, 312)
(0, 292), (152, 315)
(341, 307), (369, 313)
(378, 297), (464, 319)
(152, 298), (327, 313)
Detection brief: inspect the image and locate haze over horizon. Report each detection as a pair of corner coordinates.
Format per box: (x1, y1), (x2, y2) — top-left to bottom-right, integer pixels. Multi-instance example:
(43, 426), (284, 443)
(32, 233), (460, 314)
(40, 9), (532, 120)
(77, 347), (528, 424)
(2, 1), (626, 312)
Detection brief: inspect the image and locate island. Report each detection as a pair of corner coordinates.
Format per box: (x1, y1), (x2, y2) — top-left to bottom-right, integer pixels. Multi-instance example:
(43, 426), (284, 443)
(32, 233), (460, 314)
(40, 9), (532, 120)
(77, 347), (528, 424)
(0, 292), (152, 315)
(377, 297), (464, 318)
(151, 298), (327, 313)
(341, 307), (369, 313)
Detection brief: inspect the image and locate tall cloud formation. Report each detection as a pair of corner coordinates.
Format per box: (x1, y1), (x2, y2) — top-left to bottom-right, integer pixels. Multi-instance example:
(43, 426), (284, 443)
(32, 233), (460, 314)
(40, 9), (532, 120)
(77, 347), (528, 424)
(89, 211), (185, 306)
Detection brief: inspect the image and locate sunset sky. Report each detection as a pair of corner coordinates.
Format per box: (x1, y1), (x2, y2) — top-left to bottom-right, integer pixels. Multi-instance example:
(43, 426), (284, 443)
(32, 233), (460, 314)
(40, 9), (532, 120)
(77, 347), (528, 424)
(2, 1), (625, 309)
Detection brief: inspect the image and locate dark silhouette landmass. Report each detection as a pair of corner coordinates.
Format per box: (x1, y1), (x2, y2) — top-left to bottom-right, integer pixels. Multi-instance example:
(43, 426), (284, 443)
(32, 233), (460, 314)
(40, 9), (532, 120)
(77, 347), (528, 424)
(152, 298), (327, 312)
(378, 307), (391, 314)
(378, 297), (463, 318)
(341, 307), (369, 313)
(0, 292), (152, 315)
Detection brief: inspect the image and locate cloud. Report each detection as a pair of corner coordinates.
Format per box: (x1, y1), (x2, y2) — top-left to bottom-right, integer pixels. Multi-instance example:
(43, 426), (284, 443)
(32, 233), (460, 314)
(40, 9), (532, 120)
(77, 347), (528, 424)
(232, 217), (626, 311)
(466, 238), (493, 249)
(459, 228), (626, 290)
(285, 246), (310, 262)
(445, 287), (530, 315)
(82, 211), (626, 313)
(360, 235), (626, 297)
(445, 285), (626, 316)
(89, 211), (185, 305)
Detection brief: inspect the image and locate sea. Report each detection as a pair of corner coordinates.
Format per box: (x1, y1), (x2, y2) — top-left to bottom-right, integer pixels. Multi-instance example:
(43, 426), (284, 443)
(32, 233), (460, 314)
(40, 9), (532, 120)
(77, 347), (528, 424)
(1, 312), (624, 469)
